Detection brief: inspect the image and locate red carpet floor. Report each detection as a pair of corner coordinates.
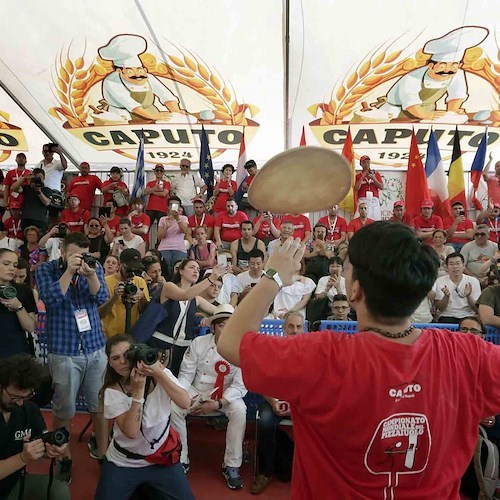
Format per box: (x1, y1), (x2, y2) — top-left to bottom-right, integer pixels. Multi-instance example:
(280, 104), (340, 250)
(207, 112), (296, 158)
(29, 411), (290, 500)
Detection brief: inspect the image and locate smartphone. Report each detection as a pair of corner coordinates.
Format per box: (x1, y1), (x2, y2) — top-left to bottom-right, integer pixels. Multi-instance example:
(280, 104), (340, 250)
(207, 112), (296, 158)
(98, 207), (111, 217)
(119, 239), (125, 245)
(217, 254), (228, 267)
(171, 202), (180, 212)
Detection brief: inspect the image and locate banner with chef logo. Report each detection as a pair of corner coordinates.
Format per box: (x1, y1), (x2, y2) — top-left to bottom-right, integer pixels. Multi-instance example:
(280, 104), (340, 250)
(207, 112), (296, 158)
(290, 0), (499, 168)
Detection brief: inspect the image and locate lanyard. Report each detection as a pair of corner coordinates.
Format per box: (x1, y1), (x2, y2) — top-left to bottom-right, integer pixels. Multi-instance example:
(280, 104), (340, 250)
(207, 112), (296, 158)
(194, 213), (206, 227)
(328, 216), (338, 235)
(14, 169), (28, 182)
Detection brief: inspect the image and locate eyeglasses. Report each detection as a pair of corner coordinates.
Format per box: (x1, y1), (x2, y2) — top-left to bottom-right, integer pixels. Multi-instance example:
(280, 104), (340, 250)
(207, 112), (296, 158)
(475, 233), (487, 237)
(459, 327), (483, 335)
(4, 387), (35, 402)
(333, 306), (349, 310)
(154, 169), (164, 172)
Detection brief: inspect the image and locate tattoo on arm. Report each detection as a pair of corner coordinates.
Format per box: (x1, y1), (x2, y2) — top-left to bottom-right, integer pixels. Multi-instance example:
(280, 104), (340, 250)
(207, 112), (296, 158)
(135, 406), (143, 422)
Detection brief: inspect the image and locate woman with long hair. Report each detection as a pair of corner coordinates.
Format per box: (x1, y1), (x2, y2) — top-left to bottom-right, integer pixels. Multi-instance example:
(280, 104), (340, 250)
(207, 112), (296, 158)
(95, 334), (193, 500)
(86, 217), (111, 265)
(150, 259), (226, 375)
(111, 218), (146, 257)
(18, 226), (47, 275)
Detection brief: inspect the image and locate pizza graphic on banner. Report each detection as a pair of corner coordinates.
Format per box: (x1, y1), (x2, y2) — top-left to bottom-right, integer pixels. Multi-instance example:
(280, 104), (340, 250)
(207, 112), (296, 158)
(365, 413), (432, 498)
(0, 110), (28, 163)
(49, 34), (260, 164)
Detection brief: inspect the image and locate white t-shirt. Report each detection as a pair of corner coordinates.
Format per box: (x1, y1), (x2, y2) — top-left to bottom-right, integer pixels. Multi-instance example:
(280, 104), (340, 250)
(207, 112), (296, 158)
(410, 297), (433, 323)
(0, 236), (19, 251)
(460, 241), (497, 277)
(104, 368), (183, 468)
(111, 235), (144, 256)
(37, 158), (64, 191)
(43, 237), (62, 261)
(217, 273), (239, 305)
(315, 275), (346, 301)
(235, 270), (263, 293)
(433, 274), (481, 319)
(274, 277), (316, 318)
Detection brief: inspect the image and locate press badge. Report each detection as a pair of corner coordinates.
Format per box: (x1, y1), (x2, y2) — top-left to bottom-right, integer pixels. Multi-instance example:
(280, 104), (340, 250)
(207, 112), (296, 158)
(74, 309), (91, 333)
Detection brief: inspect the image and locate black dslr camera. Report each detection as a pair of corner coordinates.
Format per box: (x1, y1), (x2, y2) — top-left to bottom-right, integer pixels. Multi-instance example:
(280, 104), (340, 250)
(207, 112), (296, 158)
(48, 143), (59, 153)
(0, 285), (17, 300)
(81, 253), (97, 268)
(126, 344), (158, 366)
(122, 269), (142, 302)
(32, 177), (44, 188)
(40, 427), (70, 446)
(57, 224), (68, 238)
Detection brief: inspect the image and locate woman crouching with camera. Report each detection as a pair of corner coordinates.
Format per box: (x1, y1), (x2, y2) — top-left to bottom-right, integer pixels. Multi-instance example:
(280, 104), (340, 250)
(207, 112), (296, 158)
(95, 334), (194, 500)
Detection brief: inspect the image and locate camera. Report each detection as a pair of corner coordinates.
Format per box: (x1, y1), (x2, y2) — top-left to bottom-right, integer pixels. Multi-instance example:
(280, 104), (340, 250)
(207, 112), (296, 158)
(123, 281), (138, 296)
(81, 253), (97, 268)
(32, 177), (44, 188)
(126, 343), (159, 366)
(57, 224), (68, 238)
(48, 143), (59, 153)
(40, 427), (70, 446)
(459, 210), (465, 216)
(0, 285), (17, 300)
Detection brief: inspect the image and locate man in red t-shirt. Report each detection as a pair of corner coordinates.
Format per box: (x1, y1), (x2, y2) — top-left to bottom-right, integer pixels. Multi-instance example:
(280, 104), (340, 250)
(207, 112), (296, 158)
(347, 202), (374, 239)
(101, 166), (129, 216)
(389, 200), (414, 228)
(482, 153), (500, 206)
(413, 199), (444, 243)
(214, 198), (249, 250)
(100, 200), (121, 240)
(281, 213), (311, 243)
(128, 197), (151, 245)
(252, 211), (280, 245)
(443, 201), (474, 251)
(145, 164), (170, 224)
(476, 202), (500, 244)
(218, 221), (500, 499)
(241, 159), (258, 192)
(3, 153), (31, 208)
(4, 201), (23, 240)
(60, 194), (90, 233)
(187, 198), (215, 240)
(354, 155), (384, 220)
(318, 205), (348, 260)
(67, 162), (102, 211)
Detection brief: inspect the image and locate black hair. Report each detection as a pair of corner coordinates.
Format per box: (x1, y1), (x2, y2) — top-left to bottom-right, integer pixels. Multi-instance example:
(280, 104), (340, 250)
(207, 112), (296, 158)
(241, 220), (254, 229)
(101, 334), (135, 397)
(349, 221), (439, 322)
(172, 259), (198, 285)
(0, 354), (49, 391)
(332, 294), (348, 302)
(328, 256), (344, 266)
(248, 248), (265, 260)
(142, 256), (160, 271)
(169, 195), (181, 204)
(445, 252), (464, 265)
(32, 167), (45, 177)
(62, 232), (90, 250)
(314, 223), (327, 231)
(105, 200), (118, 208)
(118, 218), (132, 227)
(458, 316), (486, 336)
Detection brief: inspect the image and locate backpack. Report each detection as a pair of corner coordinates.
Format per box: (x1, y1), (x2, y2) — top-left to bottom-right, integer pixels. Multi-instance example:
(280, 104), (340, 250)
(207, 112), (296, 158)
(473, 425), (500, 499)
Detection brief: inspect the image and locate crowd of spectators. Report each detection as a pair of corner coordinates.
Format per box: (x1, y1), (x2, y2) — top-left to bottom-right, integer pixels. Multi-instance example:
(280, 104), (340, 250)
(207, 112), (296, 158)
(1, 150), (500, 498)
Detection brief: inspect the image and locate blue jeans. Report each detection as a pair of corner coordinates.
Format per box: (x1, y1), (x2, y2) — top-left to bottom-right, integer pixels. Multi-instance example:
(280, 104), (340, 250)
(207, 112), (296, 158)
(95, 459), (194, 500)
(160, 250), (187, 275)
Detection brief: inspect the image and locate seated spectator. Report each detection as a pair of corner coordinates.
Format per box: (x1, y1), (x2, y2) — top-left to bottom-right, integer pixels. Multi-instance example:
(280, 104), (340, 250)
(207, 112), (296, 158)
(444, 201), (474, 251)
(103, 254), (120, 277)
(347, 202), (373, 239)
(281, 213), (311, 244)
(303, 223), (334, 283)
(0, 355), (70, 500)
(128, 197), (151, 246)
(145, 164), (170, 239)
(171, 305), (247, 489)
(189, 225), (217, 273)
(213, 164), (236, 215)
(433, 252), (481, 323)
(430, 229), (455, 277)
(410, 291), (436, 324)
(86, 217), (111, 265)
(213, 269), (239, 307)
(99, 249), (150, 338)
(111, 218), (146, 258)
(267, 221), (295, 256)
(476, 201), (500, 244)
(235, 249), (265, 303)
(458, 315), (487, 339)
(142, 256), (166, 296)
(146, 249), (170, 279)
(94, 334), (193, 500)
(252, 211), (280, 246)
(214, 198), (249, 251)
(327, 294), (351, 321)
(4, 203), (23, 241)
(187, 198), (215, 241)
(101, 166), (129, 217)
(60, 194), (90, 233)
(413, 199), (443, 243)
(477, 283), (500, 328)
(273, 261), (315, 319)
(317, 205), (348, 261)
(99, 200), (121, 240)
(461, 225), (497, 286)
(157, 197), (190, 272)
(0, 221), (19, 251)
(389, 200), (414, 228)
(230, 221), (266, 275)
(18, 226), (47, 274)
(315, 257), (346, 301)
(197, 272), (222, 315)
(38, 223), (70, 261)
(250, 311), (303, 494)
(67, 161), (102, 212)
(240, 159), (258, 194)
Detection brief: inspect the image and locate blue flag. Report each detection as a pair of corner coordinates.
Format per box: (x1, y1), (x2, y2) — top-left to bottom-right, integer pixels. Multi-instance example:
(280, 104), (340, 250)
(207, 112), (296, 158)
(131, 131), (145, 201)
(199, 125), (214, 198)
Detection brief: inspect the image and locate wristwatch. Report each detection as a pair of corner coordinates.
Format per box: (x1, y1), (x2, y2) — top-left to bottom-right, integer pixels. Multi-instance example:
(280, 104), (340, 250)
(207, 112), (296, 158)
(262, 268), (283, 289)
(11, 304), (24, 312)
(217, 400), (223, 410)
(131, 397), (145, 405)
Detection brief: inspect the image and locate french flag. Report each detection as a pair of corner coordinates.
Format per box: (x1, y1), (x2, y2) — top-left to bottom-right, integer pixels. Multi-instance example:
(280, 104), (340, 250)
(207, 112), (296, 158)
(424, 129), (451, 219)
(469, 129), (488, 211)
(234, 129), (247, 204)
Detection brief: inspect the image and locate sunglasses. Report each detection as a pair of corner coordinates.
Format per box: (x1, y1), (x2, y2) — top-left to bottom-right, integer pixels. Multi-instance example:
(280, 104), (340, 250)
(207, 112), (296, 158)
(475, 233), (487, 237)
(88, 224), (100, 228)
(154, 168), (164, 172)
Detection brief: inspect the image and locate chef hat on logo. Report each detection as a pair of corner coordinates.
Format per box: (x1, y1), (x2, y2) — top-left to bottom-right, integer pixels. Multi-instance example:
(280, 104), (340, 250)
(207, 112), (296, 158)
(423, 26), (488, 63)
(98, 34), (147, 68)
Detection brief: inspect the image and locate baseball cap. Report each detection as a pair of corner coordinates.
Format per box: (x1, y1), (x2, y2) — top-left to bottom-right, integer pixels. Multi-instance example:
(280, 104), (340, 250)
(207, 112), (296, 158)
(192, 197), (205, 205)
(154, 164), (164, 171)
(68, 193), (80, 200)
(8, 199), (22, 210)
(393, 200), (405, 208)
(360, 155), (370, 162)
(494, 202), (500, 209)
(421, 199), (434, 208)
(120, 248), (144, 270)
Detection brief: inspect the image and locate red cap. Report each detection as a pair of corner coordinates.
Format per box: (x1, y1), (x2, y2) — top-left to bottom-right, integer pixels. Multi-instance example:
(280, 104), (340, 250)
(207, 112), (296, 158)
(421, 199), (434, 208)
(393, 200), (405, 208)
(8, 199), (21, 210)
(192, 197), (205, 205)
(494, 202), (500, 209)
(360, 155), (370, 162)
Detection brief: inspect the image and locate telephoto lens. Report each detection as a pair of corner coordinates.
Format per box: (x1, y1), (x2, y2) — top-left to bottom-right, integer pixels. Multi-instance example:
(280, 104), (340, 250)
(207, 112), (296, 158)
(126, 344), (159, 366)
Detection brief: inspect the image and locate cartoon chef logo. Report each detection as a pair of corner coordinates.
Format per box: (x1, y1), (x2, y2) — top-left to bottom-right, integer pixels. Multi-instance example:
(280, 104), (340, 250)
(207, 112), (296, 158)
(49, 33), (260, 164)
(365, 413), (431, 498)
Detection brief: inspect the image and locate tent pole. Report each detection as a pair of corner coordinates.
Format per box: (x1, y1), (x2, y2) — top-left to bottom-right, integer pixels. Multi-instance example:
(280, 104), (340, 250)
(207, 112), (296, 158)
(284, 0), (290, 150)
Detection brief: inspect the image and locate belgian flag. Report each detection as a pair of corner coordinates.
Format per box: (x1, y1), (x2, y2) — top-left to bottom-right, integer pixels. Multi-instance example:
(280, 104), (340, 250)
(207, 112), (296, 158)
(447, 127), (467, 211)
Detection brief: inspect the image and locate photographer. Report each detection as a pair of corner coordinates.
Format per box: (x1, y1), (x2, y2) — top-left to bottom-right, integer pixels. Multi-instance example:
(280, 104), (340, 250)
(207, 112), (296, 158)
(0, 354), (70, 500)
(38, 223), (70, 262)
(99, 249), (150, 338)
(37, 143), (67, 193)
(95, 334), (193, 500)
(11, 168), (51, 233)
(0, 249), (37, 359)
(35, 232), (109, 482)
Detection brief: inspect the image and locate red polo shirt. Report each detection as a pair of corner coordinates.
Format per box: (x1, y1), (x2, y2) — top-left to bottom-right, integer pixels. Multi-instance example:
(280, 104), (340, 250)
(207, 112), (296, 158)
(355, 171), (383, 198)
(413, 215), (443, 240)
(146, 179), (170, 213)
(443, 217), (473, 243)
(131, 213), (151, 244)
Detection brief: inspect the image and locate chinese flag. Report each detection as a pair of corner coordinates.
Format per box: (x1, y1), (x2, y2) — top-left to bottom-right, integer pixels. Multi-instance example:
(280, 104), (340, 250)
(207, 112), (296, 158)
(405, 130), (430, 219)
(339, 127), (356, 213)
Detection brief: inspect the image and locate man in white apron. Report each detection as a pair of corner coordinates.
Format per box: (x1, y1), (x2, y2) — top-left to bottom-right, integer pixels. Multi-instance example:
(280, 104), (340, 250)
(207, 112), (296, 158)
(354, 156), (384, 221)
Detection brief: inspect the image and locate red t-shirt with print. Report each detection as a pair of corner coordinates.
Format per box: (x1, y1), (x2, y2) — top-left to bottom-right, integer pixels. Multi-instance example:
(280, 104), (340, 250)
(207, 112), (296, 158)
(145, 179), (170, 213)
(252, 215), (281, 240)
(281, 214), (311, 241)
(102, 179), (129, 216)
(60, 208), (90, 233)
(317, 215), (348, 241)
(215, 211), (249, 242)
(68, 175), (102, 211)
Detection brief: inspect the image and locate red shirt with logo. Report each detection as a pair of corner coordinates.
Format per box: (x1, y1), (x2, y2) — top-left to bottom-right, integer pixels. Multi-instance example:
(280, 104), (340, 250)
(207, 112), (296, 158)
(146, 179), (170, 213)
(487, 177), (500, 206)
(347, 217), (374, 234)
(355, 171), (383, 199)
(443, 217), (474, 243)
(281, 214), (312, 241)
(60, 208), (90, 233)
(102, 179), (129, 216)
(389, 214), (414, 228)
(213, 179), (237, 213)
(481, 217), (500, 243)
(215, 211), (249, 242)
(67, 175), (102, 211)
(252, 215), (281, 240)
(188, 212), (215, 232)
(3, 217), (23, 240)
(240, 328), (500, 499)
(317, 215), (348, 241)
(413, 215), (443, 240)
(131, 213), (151, 244)
(3, 168), (31, 206)
(104, 216), (121, 237)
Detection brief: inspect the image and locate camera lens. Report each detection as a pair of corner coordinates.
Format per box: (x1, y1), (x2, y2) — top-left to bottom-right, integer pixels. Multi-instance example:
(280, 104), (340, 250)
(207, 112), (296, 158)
(0, 285), (17, 300)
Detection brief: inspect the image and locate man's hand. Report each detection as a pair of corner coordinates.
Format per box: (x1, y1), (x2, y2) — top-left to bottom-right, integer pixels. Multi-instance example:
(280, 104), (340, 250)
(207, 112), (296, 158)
(128, 288), (145, 304)
(156, 111), (173, 121)
(113, 282), (125, 298)
(45, 442), (68, 459)
(441, 285), (450, 297)
(272, 400), (291, 417)
(22, 437), (45, 463)
(266, 237), (305, 287)
(191, 400), (219, 416)
(79, 261), (96, 277)
(326, 275), (339, 291)
(464, 282), (472, 297)
(66, 253), (83, 273)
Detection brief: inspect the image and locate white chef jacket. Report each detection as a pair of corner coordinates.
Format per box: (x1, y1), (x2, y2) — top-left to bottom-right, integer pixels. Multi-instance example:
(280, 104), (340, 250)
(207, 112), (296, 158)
(177, 334), (247, 404)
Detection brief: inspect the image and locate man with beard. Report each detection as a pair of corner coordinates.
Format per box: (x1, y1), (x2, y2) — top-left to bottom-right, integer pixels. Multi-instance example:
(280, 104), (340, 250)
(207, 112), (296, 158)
(67, 162), (102, 212)
(3, 153), (31, 209)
